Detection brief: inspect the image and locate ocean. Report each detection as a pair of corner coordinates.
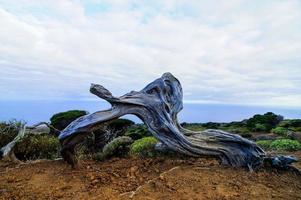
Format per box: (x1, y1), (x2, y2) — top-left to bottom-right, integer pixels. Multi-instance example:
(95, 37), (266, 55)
(0, 100), (300, 125)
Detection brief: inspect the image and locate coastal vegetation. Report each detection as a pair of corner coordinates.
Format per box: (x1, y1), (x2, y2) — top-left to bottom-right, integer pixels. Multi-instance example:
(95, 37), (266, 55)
(1, 111), (301, 199)
(1, 111), (301, 162)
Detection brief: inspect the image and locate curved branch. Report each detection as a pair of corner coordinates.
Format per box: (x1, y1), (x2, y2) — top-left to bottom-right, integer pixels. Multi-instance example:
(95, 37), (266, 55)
(28, 121), (60, 133)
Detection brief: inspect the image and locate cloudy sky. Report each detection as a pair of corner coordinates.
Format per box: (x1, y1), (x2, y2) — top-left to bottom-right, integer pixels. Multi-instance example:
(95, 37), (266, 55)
(1, 0), (301, 107)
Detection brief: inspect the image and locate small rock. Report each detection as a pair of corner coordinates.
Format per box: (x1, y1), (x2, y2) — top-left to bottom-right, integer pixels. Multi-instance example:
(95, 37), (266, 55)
(130, 166), (138, 173)
(0, 189), (7, 193)
(91, 179), (99, 185)
(90, 175), (95, 181)
(112, 172), (120, 177)
(166, 182), (174, 188)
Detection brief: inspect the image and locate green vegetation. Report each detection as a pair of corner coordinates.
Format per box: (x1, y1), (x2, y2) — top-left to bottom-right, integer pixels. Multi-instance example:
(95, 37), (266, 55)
(125, 124), (151, 140)
(270, 139), (301, 151)
(130, 136), (158, 157)
(271, 127), (289, 136)
(201, 122), (220, 129)
(253, 123), (268, 132)
(181, 122), (251, 138)
(1, 111), (300, 163)
(0, 119), (22, 147)
(15, 133), (59, 160)
(50, 110), (87, 135)
(246, 112), (283, 132)
(278, 119), (301, 132)
(257, 139), (301, 151)
(278, 119), (301, 128)
(93, 136), (133, 161)
(181, 113), (301, 138)
(107, 119), (134, 130)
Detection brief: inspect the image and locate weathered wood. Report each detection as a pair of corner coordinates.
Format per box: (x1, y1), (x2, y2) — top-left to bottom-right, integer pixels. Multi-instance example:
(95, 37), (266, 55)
(0, 122), (56, 162)
(59, 73), (296, 170)
(0, 124), (26, 162)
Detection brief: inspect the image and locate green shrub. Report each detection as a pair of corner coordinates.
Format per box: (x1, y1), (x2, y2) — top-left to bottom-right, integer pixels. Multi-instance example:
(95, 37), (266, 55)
(271, 127), (288, 136)
(256, 140), (272, 150)
(278, 119), (301, 128)
(93, 136), (133, 161)
(92, 119), (135, 151)
(247, 112), (283, 132)
(270, 139), (301, 151)
(125, 124), (151, 140)
(130, 137), (158, 157)
(277, 119), (301, 132)
(50, 110), (87, 135)
(253, 123), (268, 132)
(293, 127), (301, 132)
(15, 133), (60, 160)
(257, 139), (301, 151)
(107, 119), (134, 130)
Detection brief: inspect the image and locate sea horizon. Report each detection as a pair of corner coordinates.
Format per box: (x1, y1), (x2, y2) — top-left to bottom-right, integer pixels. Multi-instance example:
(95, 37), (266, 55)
(1, 100), (300, 125)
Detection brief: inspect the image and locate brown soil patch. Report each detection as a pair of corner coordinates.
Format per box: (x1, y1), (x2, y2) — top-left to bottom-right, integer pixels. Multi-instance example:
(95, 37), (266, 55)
(0, 152), (300, 200)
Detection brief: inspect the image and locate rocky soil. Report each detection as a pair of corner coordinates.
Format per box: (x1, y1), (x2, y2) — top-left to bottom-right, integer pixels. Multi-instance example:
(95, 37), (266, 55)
(0, 152), (301, 200)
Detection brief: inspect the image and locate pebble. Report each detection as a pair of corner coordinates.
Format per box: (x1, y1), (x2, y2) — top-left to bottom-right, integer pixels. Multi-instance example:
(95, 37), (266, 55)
(91, 179), (99, 185)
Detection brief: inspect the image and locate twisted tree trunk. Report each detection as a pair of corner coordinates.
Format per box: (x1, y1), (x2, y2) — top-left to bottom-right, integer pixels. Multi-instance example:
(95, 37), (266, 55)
(59, 73), (296, 170)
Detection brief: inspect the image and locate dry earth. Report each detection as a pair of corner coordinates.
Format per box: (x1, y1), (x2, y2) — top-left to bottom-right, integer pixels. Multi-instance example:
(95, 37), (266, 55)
(0, 152), (300, 200)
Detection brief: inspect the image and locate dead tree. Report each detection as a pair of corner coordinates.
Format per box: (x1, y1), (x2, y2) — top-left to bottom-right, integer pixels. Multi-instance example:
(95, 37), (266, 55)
(0, 122), (57, 162)
(0, 124), (26, 162)
(59, 72), (297, 170)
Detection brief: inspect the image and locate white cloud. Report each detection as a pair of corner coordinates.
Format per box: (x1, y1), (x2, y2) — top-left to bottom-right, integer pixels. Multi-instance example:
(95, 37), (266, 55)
(0, 0), (300, 107)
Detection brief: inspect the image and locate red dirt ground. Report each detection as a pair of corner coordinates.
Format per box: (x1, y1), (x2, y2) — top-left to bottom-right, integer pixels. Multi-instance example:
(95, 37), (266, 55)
(0, 152), (301, 200)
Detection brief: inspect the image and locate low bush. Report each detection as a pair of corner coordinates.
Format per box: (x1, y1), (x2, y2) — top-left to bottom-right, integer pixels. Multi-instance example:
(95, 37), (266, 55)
(50, 110), (87, 135)
(130, 137), (158, 157)
(257, 139), (301, 151)
(253, 123), (268, 132)
(125, 124), (151, 140)
(93, 136), (133, 161)
(271, 127), (288, 136)
(278, 119), (301, 128)
(107, 119), (134, 131)
(270, 139), (301, 151)
(201, 122), (220, 129)
(292, 127), (301, 132)
(15, 133), (60, 160)
(247, 112), (283, 132)
(92, 119), (135, 151)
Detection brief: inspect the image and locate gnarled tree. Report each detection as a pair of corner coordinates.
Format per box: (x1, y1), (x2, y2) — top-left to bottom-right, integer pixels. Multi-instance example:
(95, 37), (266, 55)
(59, 72), (297, 170)
(0, 122), (58, 162)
